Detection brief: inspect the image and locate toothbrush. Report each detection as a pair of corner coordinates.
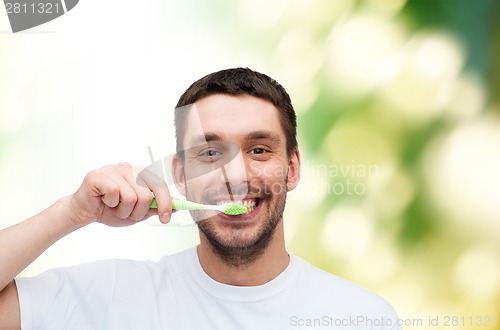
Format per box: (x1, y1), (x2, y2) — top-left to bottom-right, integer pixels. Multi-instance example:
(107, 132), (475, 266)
(150, 199), (248, 216)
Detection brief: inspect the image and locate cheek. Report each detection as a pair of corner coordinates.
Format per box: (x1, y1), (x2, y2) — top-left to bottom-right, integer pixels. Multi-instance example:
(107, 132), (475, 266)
(250, 162), (288, 184)
(184, 160), (219, 181)
(184, 172), (216, 197)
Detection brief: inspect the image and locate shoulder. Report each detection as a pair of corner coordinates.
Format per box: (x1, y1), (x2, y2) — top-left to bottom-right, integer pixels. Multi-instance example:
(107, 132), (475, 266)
(294, 257), (378, 298)
(17, 248), (195, 288)
(154, 247), (194, 272)
(292, 256), (398, 317)
(67, 247), (197, 275)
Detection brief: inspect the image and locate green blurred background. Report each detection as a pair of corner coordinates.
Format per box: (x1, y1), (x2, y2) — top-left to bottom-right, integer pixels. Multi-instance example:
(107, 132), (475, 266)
(1, 0), (499, 328)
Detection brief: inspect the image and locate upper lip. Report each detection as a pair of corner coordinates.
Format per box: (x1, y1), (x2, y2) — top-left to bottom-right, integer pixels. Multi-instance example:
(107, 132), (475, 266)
(210, 195), (262, 204)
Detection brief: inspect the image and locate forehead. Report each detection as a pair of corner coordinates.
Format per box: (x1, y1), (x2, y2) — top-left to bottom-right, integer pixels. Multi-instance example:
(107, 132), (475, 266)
(182, 94), (285, 147)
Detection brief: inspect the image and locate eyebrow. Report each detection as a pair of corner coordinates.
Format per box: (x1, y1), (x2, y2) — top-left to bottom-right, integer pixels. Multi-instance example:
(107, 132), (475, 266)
(245, 130), (282, 143)
(188, 130), (282, 146)
(188, 133), (223, 146)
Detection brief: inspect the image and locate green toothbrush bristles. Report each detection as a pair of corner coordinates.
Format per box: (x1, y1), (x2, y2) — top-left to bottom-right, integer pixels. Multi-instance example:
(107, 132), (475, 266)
(223, 203), (248, 215)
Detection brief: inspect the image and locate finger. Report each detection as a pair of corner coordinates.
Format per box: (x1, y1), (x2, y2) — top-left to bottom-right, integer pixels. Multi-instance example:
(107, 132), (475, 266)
(84, 169), (120, 208)
(137, 166), (172, 224)
(103, 164), (139, 220)
(122, 165), (156, 221)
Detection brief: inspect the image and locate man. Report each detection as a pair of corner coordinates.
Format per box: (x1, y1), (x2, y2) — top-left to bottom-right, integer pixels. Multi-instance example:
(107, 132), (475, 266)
(0, 68), (400, 329)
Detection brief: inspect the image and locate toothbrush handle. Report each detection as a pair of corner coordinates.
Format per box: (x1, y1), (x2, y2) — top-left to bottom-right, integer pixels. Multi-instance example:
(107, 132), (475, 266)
(150, 198), (208, 211)
(171, 199), (208, 211)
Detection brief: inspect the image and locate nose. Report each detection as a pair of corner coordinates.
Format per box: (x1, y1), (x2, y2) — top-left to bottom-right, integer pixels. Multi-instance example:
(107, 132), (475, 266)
(219, 150), (249, 196)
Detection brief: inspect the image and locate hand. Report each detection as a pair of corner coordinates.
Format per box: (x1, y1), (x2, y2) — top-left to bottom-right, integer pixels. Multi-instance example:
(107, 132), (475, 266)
(67, 162), (172, 228)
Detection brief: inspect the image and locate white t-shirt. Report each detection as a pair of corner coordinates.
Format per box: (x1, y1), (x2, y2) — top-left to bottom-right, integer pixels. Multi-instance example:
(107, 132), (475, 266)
(16, 247), (401, 329)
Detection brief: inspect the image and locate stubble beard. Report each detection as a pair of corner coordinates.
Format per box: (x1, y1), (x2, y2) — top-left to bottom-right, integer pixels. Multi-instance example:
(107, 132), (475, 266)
(188, 181), (288, 268)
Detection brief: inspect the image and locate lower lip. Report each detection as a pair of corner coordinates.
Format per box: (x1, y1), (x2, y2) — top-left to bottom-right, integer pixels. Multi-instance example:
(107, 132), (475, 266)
(217, 199), (263, 222)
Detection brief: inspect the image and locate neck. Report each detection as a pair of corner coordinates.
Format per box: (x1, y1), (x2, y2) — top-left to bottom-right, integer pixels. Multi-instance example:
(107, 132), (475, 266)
(196, 221), (289, 286)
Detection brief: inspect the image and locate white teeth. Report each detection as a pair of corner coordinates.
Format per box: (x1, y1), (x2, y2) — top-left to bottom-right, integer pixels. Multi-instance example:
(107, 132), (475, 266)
(242, 200), (256, 213)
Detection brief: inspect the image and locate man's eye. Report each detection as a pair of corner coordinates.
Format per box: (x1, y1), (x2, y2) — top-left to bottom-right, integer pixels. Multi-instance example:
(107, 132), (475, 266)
(200, 149), (222, 157)
(204, 150), (219, 157)
(250, 148), (267, 155)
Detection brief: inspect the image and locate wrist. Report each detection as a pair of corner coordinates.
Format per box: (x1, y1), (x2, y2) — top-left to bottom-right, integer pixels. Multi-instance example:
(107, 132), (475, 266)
(50, 195), (89, 233)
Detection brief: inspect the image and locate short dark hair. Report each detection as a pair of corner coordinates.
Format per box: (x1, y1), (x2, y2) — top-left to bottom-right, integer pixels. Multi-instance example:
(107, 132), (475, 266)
(174, 68), (297, 158)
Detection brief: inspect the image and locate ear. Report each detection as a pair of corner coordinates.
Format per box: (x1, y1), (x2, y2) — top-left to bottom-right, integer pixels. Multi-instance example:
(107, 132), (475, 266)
(286, 148), (301, 192)
(172, 154), (187, 196)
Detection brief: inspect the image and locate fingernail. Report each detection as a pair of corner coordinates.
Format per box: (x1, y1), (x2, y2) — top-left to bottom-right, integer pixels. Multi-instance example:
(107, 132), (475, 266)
(162, 212), (171, 224)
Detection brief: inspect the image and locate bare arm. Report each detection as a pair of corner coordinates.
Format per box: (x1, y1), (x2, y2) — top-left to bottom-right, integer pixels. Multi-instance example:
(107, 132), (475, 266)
(0, 163), (172, 327)
(0, 281), (20, 329)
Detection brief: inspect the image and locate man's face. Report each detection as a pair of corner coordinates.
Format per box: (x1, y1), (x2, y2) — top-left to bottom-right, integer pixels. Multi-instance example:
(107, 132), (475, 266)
(173, 94), (300, 263)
